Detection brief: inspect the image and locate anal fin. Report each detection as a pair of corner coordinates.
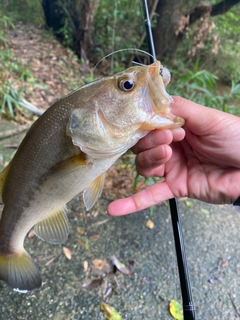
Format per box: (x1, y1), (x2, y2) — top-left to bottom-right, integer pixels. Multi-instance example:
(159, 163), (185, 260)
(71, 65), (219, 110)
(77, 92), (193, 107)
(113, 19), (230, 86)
(34, 207), (69, 244)
(83, 173), (106, 211)
(0, 249), (41, 292)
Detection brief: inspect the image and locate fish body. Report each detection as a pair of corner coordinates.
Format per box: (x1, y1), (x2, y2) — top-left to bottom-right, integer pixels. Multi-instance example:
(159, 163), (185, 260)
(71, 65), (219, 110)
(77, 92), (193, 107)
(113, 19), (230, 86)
(0, 61), (184, 292)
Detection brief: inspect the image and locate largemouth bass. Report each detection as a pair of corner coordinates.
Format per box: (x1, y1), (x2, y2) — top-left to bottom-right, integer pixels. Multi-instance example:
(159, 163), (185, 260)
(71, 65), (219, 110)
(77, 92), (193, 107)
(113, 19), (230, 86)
(0, 61), (184, 292)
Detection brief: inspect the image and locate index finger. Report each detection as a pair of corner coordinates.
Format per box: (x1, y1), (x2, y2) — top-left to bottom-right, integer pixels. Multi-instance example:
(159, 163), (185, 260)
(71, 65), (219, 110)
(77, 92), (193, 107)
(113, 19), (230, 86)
(132, 129), (173, 155)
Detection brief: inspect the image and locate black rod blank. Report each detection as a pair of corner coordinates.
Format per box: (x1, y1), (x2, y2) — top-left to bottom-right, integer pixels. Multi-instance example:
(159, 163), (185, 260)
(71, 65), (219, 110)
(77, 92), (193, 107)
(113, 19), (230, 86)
(142, 1), (196, 318)
(169, 199), (196, 319)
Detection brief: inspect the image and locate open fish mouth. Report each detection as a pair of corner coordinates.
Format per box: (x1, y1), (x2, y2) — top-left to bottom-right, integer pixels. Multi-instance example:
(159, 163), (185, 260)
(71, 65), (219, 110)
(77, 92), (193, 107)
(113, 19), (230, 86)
(146, 61), (185, 127)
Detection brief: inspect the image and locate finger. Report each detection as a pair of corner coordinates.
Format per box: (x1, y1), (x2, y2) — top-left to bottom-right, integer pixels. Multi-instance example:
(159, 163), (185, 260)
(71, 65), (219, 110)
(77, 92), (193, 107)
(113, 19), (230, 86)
(107, 181), (174, 216)
(132, 129), (173, 154)
(171, 127), (185, 141)
(135, 144), (171, 176)
(171, 96), (229, 135)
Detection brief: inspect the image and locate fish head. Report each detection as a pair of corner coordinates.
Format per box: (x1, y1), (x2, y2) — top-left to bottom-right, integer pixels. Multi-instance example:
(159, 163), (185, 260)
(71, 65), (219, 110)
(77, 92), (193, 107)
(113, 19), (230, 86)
(67, 61), (184, 158)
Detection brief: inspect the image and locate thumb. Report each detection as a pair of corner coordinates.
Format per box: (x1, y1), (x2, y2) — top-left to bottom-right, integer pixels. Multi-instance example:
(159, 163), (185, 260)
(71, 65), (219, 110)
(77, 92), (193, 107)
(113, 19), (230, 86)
(171, 96), (226, 135)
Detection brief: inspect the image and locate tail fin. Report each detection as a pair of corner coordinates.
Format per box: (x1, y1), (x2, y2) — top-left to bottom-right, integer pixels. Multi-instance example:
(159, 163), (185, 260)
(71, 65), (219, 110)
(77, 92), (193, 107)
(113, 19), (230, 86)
(0, 250), (42, 292)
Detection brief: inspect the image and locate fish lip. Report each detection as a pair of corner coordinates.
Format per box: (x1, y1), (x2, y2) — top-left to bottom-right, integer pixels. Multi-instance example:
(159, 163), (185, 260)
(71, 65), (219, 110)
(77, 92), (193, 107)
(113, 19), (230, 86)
(145, 61), (185, 127)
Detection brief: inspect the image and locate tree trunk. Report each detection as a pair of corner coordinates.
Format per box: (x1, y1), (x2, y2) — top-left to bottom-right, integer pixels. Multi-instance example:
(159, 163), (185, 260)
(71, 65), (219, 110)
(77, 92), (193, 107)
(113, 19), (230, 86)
(152, 0), (182, 60)
(75, 0), (100, 64)
(152, 0), (240, 60)
(42, 0), (100, 61)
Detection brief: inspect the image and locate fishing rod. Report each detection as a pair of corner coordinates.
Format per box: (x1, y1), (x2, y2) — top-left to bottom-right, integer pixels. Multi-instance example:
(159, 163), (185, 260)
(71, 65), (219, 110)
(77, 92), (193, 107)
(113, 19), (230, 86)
(142, 1), (196, 319)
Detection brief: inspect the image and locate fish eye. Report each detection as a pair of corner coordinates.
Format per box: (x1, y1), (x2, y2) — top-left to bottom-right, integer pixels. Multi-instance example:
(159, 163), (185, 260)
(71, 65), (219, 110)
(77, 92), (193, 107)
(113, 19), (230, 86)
(118, 78), (135, 92)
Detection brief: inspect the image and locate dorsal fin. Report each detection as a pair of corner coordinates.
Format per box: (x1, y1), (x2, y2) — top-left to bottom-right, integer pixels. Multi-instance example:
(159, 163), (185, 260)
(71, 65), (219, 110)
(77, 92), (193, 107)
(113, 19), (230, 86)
(83, 173), (106, 211)
(34, 207), (69, 244)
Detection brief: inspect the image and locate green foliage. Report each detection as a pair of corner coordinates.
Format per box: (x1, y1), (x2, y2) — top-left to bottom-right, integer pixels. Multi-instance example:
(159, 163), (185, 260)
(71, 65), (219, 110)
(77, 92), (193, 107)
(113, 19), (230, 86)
(0, 15), (15, 46)
(0, 13), (44, 121)
(93, 0), (144, 67)
(1, 0), (44, 26)
(169, 59), (240, 114)
(211, 6), (240, 83)
(0, 80), (31, 119)
(56, 17), (74, 47)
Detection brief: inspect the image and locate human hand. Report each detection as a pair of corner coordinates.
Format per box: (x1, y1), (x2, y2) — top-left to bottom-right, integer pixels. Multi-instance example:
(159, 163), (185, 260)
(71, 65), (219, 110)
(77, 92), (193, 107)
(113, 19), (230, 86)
(108, 96), (240, 216)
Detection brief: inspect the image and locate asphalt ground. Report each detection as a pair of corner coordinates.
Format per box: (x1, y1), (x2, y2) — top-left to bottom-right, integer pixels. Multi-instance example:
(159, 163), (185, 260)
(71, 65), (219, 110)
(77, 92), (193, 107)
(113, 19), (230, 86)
(0, 121), (240, 320)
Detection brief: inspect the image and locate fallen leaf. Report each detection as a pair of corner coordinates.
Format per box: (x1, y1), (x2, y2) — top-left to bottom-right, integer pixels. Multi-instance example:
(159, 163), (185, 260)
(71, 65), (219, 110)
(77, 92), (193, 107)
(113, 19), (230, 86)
(83, 260), (89, 272)
(169, 300), (183, 320)
(100, 302), (122, 320)
(221, 260), (229, 267)
(45, 255), (57, 266)
(62, 247), (72, 260)
(208, 277), (222, 285)
(75, 212), (88, 221)
(85, 238), (89, 250)
(81, 278), (103, 290)
(185, 200), (194, 208)
(146, 219), (154, 229)
(91, 234), (100, 240)
(110, 256), (133, 275)
(75, 238), (90, 250)
(77, 226), (85, 234)
(103, 287), (113, 300)
(89, 219), (109, 229)
(92, 259), (111, 275)
(200, 208), (210, 214)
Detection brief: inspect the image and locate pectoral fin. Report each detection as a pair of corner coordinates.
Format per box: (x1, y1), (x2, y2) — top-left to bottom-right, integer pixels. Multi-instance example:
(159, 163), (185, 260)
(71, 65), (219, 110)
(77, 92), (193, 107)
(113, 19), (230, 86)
(0, 163), (11, 204)
(48, 153), (90, 179)
(83, 173), (106, 211)
(34, 207), (69, 244)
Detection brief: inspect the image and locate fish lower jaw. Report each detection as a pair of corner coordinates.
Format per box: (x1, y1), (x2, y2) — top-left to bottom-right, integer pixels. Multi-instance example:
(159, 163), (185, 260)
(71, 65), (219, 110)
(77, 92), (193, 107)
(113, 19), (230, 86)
(80, 144), (129, 159)
(140, 114), (184, 130)
(79, 134), (145, 159)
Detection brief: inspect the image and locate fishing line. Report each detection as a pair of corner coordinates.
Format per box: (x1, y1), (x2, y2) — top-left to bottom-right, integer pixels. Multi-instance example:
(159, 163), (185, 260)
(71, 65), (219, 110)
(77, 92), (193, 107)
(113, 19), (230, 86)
(93, 48), (156, 73)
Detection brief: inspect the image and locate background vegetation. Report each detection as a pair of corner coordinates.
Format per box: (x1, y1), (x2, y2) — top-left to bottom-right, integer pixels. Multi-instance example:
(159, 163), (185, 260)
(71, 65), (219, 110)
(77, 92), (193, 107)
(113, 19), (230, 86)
(0, 0), (240, 122)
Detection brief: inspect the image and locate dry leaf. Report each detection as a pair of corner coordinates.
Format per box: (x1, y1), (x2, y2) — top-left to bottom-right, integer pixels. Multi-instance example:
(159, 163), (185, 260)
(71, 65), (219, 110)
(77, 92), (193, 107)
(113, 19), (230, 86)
(92, 259), (111, 275)
(146, 219), (154, 229)
(63, 247), (72, 260)
(92, 259), (109, 270)
(83, 260), (89, 272)
(45, 255), (57, 266)
(77, 226), (85, 234)
(91, 234), (100, 240)
(75, 212), (88, 221)
(81, 278), (103, 290)
(110, 256), (133, 275)
(75, 238), (88, 249)
(221, 260), (229, 267)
